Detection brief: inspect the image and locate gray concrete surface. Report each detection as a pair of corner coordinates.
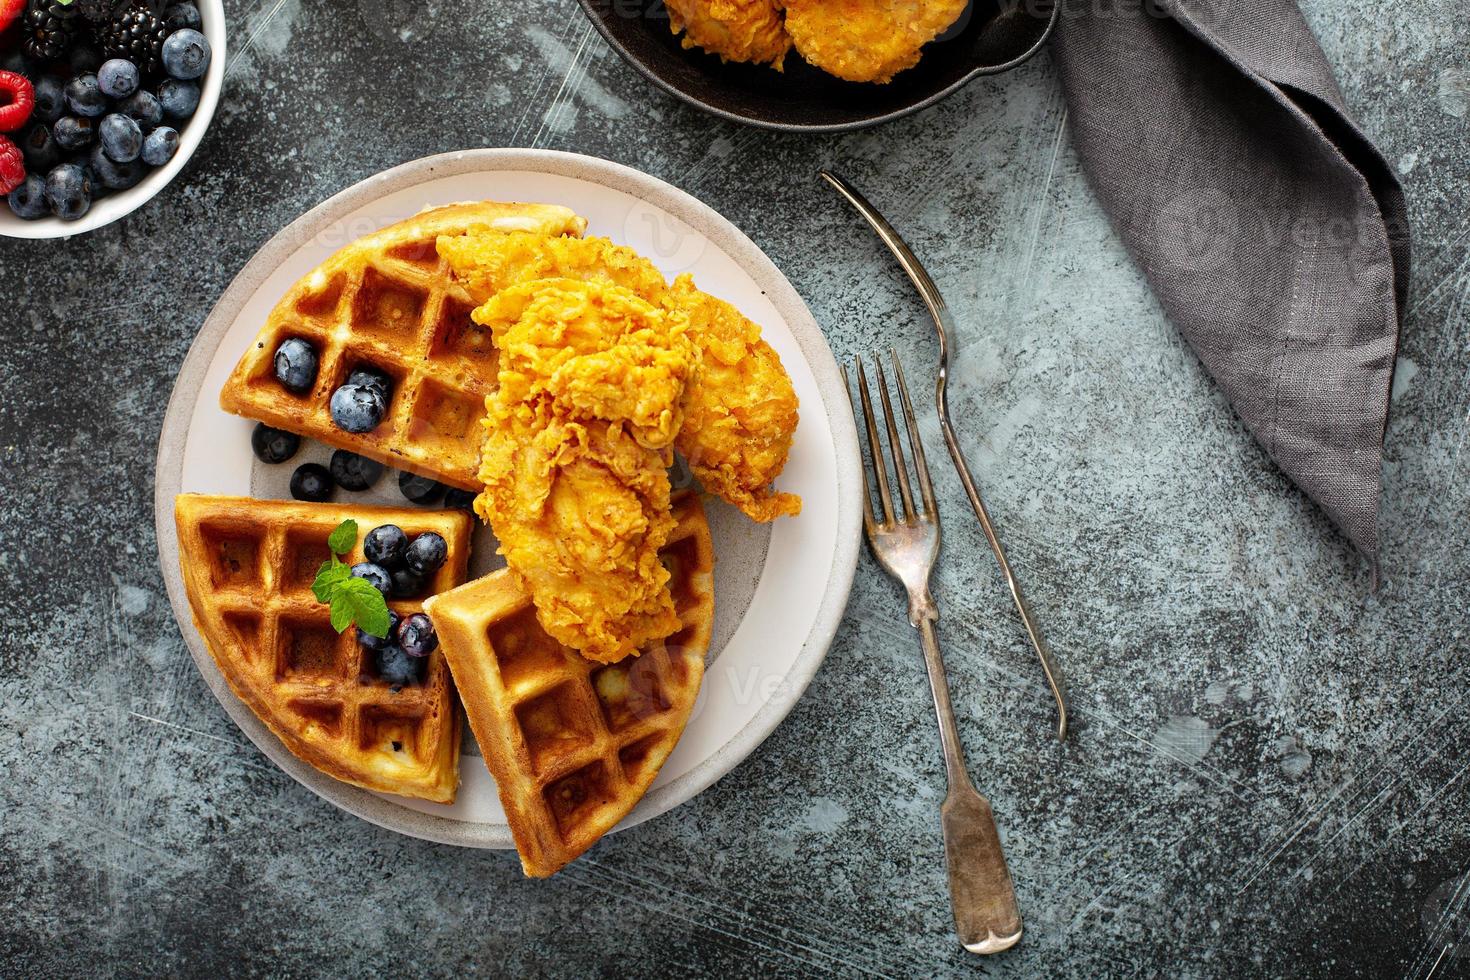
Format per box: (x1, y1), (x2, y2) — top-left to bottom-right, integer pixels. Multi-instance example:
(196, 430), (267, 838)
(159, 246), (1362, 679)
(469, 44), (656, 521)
(3, 0), (1468, 976)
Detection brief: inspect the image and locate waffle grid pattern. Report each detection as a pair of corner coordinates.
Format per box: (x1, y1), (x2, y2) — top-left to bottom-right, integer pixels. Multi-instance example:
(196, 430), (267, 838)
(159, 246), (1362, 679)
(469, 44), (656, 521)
(219, 204), (585, 490)
(427, 495), (714, 875)
(176, 496), (472, 802)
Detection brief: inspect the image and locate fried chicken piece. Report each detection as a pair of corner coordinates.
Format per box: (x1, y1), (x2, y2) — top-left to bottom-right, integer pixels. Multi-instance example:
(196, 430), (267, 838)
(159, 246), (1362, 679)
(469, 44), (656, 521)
(479, 404), (681, 665)
(440, 233), (668, 310)
(439, 232), (802, 522)
(666, 0), (790, 69)
(472, 279), (699, 663)
(666, 274), (800, 521)
(480, 278), (698, 450)
(782, 0), (968, 83)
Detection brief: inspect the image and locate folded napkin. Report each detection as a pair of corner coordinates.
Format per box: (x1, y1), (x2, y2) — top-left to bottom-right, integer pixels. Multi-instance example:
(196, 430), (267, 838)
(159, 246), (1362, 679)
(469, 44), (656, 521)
(1052, 0), (1410, 560)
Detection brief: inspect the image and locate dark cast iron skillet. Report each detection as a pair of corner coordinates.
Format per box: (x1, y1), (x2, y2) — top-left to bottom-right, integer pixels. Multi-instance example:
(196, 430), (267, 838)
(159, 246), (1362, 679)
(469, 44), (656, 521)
(577, 0), (1059, 133)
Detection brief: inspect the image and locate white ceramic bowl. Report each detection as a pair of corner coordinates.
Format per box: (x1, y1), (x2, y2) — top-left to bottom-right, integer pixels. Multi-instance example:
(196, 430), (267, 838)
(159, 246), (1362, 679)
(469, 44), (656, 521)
(0, 0), (225, 239)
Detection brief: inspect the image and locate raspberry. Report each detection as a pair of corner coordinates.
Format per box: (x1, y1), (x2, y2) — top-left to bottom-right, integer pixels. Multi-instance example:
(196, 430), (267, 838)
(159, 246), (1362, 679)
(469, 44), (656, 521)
(0, 134), (25, 195)
(0, 0), (23, 34)
(0, 70), (35, 133)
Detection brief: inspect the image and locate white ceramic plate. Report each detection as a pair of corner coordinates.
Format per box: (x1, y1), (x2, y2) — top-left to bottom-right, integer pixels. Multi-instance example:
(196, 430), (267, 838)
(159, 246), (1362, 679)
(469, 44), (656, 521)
(154, 148), (863, 848)
(0, 0), (226, 239)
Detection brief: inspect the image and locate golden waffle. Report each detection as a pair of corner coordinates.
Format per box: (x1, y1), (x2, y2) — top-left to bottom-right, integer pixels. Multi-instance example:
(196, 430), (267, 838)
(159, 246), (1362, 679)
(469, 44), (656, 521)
(175, 494), (473, 803)
(219, 202), (588, 490)
(425, 493), (714, 876)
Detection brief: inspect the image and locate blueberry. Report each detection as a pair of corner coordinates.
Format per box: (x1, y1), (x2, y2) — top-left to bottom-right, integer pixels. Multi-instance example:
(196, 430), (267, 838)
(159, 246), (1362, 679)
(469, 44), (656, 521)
(64, 74), (107, 118)
(76, 159), (104, 200)
(329, 383), (387, 434)
(88, 145), (146, 191)
(442, 487), (477, 511)
(374, 644), (422, 687)
(52, 116), (95, 152)
(44, 164), (92, 221)
(345, 366), (391, 396)
(363, 524), (408, 568)
(273, 337), (318, 393)
(389, 566), (425, 600)
(66, 45), (102, 76)
(288, 462), (333, 502)
(99, 113), (143, 163)
(396, 613), (438, 658)
(7, 175), (48, 220)
(140, 126), (179, 167)
(33, 76), (65, 124)
(161, 28), (210, 80)
(356, 611), (401, 653)
(329, 449), (385, 492)
(404, 532), (448, 576)
(0, 49), (27, 75)
(20, 124), (59, 173)
(117, 90), (163, 131)
(250, 423), (300, 464)
(164, 2), (202, 31)
(98, 59), (140, 99)
(349, 562), (392, 597)
(398, 471), (445, 506)
(157, 78), (199, 119)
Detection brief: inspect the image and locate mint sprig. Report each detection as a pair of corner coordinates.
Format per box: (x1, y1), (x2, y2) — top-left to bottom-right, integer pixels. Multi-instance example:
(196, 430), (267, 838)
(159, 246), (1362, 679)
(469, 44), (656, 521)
(327, 518), (359, 554)
(330, 578), (392, 636)
(311, 519), (391, 638)
(311, 560), (350, 603)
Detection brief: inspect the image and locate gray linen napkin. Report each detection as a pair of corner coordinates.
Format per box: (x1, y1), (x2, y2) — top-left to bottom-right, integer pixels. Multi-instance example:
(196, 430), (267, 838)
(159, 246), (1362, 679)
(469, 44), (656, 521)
(1051, 0), (1411, 560)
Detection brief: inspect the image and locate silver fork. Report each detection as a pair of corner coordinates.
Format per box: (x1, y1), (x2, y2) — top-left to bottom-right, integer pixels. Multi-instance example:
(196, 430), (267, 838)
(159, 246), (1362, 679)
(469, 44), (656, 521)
(845, 351), (1023, 956)
(822, 169), (1069, 743)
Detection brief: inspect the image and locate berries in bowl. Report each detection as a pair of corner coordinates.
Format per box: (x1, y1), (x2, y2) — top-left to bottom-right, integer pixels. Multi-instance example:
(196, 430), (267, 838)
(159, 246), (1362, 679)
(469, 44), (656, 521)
(0, 0), (224, 238)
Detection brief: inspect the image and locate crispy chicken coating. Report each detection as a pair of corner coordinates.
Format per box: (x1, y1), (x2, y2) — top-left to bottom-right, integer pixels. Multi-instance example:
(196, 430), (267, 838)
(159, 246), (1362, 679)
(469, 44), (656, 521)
(471, 279), (699, 663)
(785, 0), (969, 84)
(663, 0), (968, 83)
(665, 0), (791, 69)
(439, 232), (801, 522)
(666, 274), (800, 521)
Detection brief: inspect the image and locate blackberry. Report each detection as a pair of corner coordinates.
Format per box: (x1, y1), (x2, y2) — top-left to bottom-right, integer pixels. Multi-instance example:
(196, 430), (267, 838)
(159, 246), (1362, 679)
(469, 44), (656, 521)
(21, 0), (79, 63)
(73, 0), (133, 24)
(99, 3), (169, 76)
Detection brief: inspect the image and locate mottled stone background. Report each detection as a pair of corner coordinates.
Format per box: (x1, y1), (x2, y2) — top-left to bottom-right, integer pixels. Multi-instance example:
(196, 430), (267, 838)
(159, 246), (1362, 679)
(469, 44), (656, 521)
(3, 0), (1467, 976)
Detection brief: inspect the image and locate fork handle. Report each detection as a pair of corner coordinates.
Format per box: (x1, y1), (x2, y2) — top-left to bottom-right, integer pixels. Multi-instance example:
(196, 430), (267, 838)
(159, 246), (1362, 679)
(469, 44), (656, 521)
(937, 421), (1070, 743)
(916, 618), (1024, 954)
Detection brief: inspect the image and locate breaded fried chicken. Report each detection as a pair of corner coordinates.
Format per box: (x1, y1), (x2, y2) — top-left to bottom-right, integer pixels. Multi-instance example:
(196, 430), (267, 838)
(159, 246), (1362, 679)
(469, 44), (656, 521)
(665, 0), (790, 69)
(439, 232), (801, 522)
(782, 0), (969, 84)
(666, 274), (800, 521)
(471, 279), (700, 663)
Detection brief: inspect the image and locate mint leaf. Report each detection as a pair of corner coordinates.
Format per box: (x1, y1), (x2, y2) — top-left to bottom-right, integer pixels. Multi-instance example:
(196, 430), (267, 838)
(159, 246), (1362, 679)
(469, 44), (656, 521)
(327, 519), (358, 556)
(329, 577), (391, 637)
(311, 558), (351, 604)
(328, 593), (356, 633)
(312, 525), (389, 637)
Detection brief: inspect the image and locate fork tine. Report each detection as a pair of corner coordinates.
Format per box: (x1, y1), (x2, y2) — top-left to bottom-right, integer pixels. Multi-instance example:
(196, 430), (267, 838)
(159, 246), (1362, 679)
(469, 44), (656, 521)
(841, 365), (879, 535)
(891, 349), (938, 518)
(854, 356), (896, 526)
(874, 356), (917, 522)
